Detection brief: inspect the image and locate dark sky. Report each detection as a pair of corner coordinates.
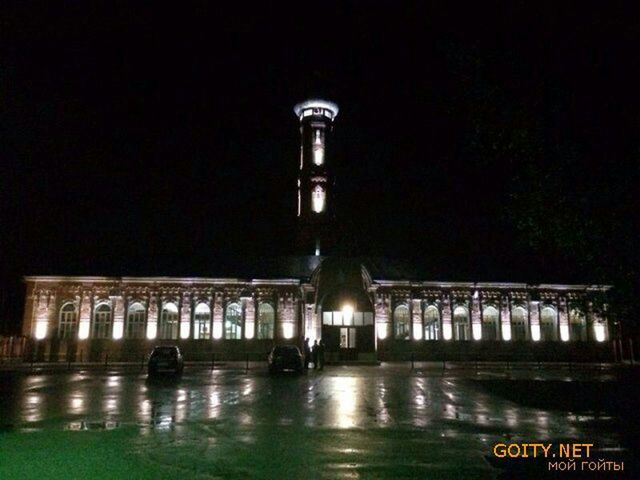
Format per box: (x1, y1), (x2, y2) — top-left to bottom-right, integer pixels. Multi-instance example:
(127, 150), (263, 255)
(1, 2), (639, 330)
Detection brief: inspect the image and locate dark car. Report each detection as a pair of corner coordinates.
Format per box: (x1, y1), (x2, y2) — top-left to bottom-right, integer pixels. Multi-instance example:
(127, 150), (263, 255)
(148, 346), (184, 375)
(268, 345), (304, 374)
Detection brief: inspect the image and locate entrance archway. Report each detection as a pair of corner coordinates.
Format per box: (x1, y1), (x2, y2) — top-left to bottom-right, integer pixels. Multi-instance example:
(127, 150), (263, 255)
(314, 257), (375, 361)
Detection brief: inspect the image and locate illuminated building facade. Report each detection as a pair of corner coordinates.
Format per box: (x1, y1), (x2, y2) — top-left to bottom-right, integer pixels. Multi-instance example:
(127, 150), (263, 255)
(21, 99), (612, 362)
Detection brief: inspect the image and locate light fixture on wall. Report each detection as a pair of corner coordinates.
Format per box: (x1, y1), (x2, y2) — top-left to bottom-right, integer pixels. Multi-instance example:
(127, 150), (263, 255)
(342, 304), (354, 324)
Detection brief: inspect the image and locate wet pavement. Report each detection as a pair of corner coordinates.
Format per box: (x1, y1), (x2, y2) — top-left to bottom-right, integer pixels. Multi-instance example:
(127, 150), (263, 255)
(0, 364), (637, 479)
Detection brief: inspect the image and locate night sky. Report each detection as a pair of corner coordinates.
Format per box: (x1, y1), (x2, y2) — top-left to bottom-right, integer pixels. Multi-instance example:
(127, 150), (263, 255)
(1, 2), (639, 332)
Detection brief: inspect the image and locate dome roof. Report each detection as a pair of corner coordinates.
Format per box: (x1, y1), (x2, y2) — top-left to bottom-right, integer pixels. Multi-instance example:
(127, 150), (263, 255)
(313, 257), (373, 312)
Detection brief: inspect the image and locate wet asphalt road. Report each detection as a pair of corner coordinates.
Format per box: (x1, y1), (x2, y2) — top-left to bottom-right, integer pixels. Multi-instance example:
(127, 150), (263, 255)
(0, 364), (637, 479)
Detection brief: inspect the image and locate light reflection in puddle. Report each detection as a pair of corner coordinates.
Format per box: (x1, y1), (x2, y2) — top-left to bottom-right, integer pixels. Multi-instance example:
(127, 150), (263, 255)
(207, 390), (221, 419)
(23, 393), (44, 423)
(70, 397), (84, 414)
(107, 376), (121, 388)
(154, 415), (174, 430)
(333, 376), (359, 429)
(103, 397), (118, 412)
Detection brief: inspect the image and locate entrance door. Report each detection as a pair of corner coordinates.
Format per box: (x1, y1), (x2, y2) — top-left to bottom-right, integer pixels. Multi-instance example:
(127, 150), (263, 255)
(339, 327), (357, 360)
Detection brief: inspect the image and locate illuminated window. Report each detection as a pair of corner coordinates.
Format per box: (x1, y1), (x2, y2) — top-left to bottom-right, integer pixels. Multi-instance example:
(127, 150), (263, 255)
(125, 302), (146, 339)
(569, 308), (586, 341)
(540, 307), (557, 341)
(313, 146), (324, 165)
(482, 306), (499, 340)
(453, 306), (469, 341)
(58, 303), (78, 340)
(511, 306), (527, 341)
(257, 303), (275, 339)
(364, 312), (373, 325)
(313, 129), (324, 165)
(225, 303), (242, 339)
(92, 303), (112, 339)
(194, 303), (211, 340)
(312, 185), (325, 213)
(159, 303), (179, 340)
(424, 305), (440, 340)
(393, 305), (410, 340)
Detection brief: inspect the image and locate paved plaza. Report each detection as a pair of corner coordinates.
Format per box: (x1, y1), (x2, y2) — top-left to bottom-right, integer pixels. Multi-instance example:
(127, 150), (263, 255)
(0, 364), (637, 479)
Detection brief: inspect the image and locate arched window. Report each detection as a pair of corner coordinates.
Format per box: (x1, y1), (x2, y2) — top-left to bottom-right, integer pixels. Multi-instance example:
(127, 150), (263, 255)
(482, 306), (499, 341)
(194, 303), (211, 340)
(569, 308), (586, 341)
(126, 302), (146, 339)
(511, 306), (528, 341)
(257, 303), (275, 339)
(311, 185), (326, 213)
(58, 303), (78, 340)
(159, 302), (179, 340)
(424, 305), (440, 340)
(393, 305), (410, 340)
(540, 306), (557, 341)
(225, 303), (242, 339)
(313, 129), (324, 165)
(453, 306), (469, 341)
(92, 303), (112, 339)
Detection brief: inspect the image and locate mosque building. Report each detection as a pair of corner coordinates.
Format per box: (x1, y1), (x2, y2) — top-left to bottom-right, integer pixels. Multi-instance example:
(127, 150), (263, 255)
(21, 99), (612, 362)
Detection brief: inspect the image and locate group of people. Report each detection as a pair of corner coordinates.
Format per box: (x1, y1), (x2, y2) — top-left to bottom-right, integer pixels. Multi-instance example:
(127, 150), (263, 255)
(303, 338), (325, 370)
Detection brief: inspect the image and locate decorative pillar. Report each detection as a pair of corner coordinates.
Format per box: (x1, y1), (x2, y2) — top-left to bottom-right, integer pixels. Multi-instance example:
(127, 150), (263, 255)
(411, 299), (423, 340)
(112, 295), (125, 340)
(558, 297), (569, 341)
(212, 293), (223, 340)
(375, 293), (390, 341)
(601, 303), (610, 342)
(590, 302), (608, 343)
(47, 293), (57, 339)
(441, 294), (452, 340)
(278, 294), (296, 340)
(305, 302), (318, 343)
(146, 295), (158, 340)
(34, 291), (51, 340)
(180, 294), (191, 339)
(501, 296), (511, 341)
(529, 300), (540, 341)
(584, 300), (592, 342)
(471, 296), (482, 340)
(244, 296), (255, 340)
(78, 291), (92, 340)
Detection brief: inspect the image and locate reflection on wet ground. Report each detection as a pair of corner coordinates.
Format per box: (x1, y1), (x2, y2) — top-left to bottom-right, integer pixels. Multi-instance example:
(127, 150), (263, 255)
(0, 365), (637, 478)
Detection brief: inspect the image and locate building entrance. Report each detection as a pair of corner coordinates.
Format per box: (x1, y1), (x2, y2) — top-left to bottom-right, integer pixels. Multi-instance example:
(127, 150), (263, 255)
(339, 327), (357, 361)
(321, 310), (375, 360)
(340, 327), (356, 348)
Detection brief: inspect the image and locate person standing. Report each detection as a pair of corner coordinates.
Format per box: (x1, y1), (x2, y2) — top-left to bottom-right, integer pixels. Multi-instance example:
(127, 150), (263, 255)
(303, 338), (311, 369)
(317, 339), (325, 370)
(311, 340), (319, 369)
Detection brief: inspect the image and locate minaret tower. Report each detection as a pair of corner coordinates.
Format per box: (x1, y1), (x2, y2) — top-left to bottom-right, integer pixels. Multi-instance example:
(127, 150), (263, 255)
(293, 99), (340, 256)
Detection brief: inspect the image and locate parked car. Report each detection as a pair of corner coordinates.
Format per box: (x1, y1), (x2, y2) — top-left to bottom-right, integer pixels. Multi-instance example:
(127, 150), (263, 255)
(148, 346), (184, 376)
(268, 345), (304, 374)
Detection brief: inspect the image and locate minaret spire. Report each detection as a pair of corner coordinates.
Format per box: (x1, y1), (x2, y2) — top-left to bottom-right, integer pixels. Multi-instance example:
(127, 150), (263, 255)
(293, 99), (339, 256)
